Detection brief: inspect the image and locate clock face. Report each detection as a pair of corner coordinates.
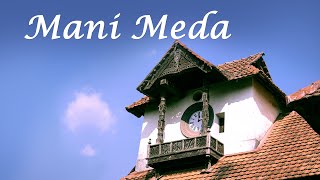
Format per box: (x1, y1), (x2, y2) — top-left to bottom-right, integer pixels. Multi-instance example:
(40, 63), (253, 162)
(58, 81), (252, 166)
(188, 110), (202, 132)
(181, 102), (214, 138)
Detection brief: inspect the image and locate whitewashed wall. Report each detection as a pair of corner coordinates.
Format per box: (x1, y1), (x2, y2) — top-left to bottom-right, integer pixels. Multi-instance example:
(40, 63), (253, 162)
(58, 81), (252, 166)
(135, 78), (280, 171)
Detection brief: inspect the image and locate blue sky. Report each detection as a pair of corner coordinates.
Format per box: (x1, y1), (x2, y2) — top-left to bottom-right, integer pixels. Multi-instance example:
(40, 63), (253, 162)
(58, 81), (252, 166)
(0, 0), (319, 180)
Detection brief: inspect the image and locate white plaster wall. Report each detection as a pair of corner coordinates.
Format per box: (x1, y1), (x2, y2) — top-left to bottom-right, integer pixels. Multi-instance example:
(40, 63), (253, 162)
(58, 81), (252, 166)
(135, 78), (280, 171)
(210, 79), (280, 155)
(252, 79), (280, 141)
(209, 79), (257, 154)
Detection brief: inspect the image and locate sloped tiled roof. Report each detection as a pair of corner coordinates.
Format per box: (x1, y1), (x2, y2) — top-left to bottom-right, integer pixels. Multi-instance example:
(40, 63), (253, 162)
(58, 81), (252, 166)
(216, 52), (264, 80)
(126, 96), (150, 110)
(126, 51), (286, 115)
(125, 96), (151, 118)
(286, 80), (320, 134)
(121, 111), (320, 179)
(121, 170), (152, 180)
(287, 80), (320, 103)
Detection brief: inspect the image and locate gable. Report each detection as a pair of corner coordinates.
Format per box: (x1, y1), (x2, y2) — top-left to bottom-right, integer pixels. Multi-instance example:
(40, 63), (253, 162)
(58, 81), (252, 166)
(137, 40), (226, 97)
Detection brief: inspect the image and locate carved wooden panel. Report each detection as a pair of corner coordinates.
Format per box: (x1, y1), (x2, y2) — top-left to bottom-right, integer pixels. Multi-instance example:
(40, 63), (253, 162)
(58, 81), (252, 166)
(210, 137), (216, 150)
(148, 149), (207, 165)
(150, 146), (159, 157)
(172, 141), (182, 152)
(196, 136), (206, 148)
(148, 135), (224, 169)
(156, 97), (166, 144)
(148, 135), (224, 164)
(160, 143), (170, 155)
(217, 142), (224, 154)
(137, 42), (218, 94)
(143, 48), (200, 91)
(159, 49), (197, 78)
(184, 138), (195, 150)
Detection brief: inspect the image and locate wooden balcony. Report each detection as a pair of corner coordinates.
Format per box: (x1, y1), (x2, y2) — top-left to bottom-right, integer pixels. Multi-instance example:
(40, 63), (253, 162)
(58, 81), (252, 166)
(147, 133), (224, 170)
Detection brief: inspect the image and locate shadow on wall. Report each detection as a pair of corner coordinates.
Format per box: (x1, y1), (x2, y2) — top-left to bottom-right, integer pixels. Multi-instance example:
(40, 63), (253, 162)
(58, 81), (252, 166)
(253, 80), (280, 123)
(211, 79), (253, 112)
(140, 107), (158, 142)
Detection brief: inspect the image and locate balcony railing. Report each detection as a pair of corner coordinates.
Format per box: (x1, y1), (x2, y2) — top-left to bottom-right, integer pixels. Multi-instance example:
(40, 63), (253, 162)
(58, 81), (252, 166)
(147, 132), (224, 168)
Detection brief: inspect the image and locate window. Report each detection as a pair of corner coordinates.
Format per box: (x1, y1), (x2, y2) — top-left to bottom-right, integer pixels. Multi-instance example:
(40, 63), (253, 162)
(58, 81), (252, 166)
(217, 112), (225, 133)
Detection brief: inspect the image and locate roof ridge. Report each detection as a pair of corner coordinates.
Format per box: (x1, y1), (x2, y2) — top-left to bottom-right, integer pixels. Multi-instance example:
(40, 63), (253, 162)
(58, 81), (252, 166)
(217, 52), (264, 66)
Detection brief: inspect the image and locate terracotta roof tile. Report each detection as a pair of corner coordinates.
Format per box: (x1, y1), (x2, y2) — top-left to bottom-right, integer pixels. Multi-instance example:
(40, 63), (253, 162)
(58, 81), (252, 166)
(287, 80), (320, 103)
(120, 169), (154, 180)
(126, 96), (150, 109)
(216, 52), (264, 80)
(122, 111), (320, 179)
(125, 96), (151, 117)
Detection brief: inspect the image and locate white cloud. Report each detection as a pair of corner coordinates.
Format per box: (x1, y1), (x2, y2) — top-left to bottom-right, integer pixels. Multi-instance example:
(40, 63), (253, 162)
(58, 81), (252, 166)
(81, 144), (96, 157)
(65, 91), (114, 133)
(146, 49), (157, 57)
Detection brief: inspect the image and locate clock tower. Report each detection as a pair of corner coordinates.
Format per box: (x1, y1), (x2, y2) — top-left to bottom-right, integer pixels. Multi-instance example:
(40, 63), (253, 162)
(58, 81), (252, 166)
(126, 41), (284, 173)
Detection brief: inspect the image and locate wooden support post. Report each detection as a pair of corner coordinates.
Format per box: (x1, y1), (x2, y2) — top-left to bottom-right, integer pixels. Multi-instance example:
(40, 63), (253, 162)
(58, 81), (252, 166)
(206, 155), (212, 169)
(156, 96), (166, 144)
(206, 128), (211, 152)
(206, 128), (212, 169)
(146, 139), (151, 168)
(201, 87), (209, 135)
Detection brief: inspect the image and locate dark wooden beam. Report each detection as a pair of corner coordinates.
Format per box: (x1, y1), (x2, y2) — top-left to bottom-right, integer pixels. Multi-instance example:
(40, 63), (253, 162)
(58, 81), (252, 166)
(160, 79), (181, 97)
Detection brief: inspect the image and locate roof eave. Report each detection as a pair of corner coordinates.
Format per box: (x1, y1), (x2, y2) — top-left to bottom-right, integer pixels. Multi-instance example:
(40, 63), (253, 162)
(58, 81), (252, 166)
(252, 72), (287, 108)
